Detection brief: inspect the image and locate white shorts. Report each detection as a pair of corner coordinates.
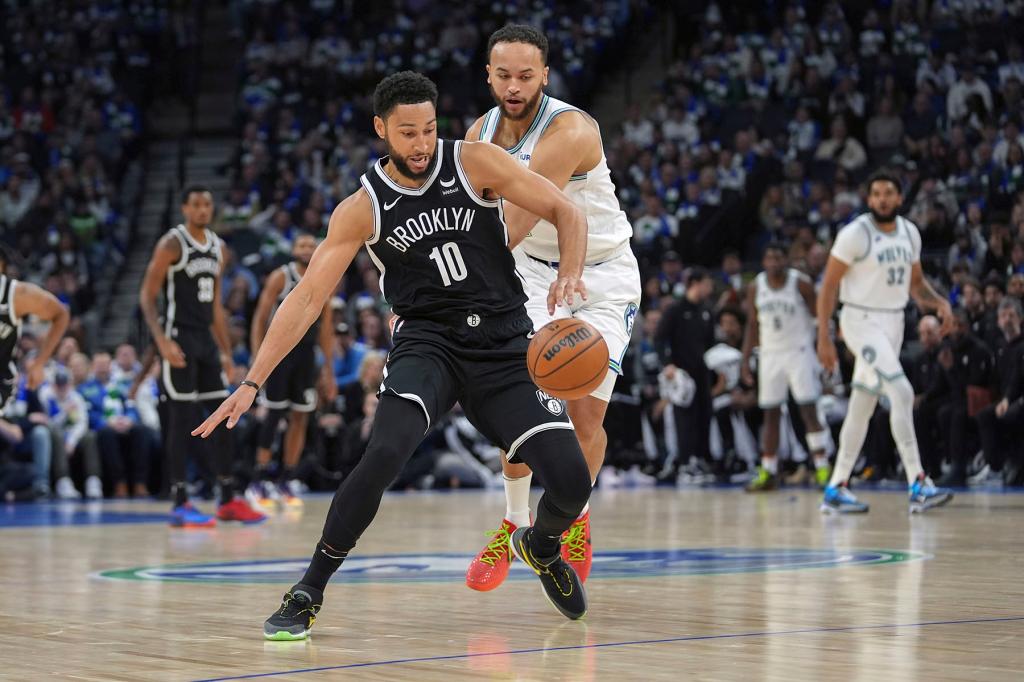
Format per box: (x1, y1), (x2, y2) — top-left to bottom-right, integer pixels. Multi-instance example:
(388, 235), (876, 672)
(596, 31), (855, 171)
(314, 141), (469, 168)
(514, 246), (642, 402)
(757, 344), (821, 408)
(839, 306), (906, 394)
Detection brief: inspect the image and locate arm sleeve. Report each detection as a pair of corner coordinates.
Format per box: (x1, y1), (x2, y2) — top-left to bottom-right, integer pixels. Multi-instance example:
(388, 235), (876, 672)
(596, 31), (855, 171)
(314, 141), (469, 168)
(830, 223), (869, 265)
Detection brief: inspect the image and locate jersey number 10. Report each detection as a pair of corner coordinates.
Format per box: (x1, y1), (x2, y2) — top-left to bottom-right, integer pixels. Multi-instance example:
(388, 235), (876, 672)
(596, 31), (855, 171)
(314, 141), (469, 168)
(429, 242), (469, 287)
(198, 277), (215, 302)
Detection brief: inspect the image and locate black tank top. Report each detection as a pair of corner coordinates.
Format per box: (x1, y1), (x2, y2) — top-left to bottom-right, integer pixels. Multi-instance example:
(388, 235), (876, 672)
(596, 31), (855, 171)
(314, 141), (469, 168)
(165, 224), (222, 330)
(359, 139), (527, 321)
(0, 275), (22, 380)
(275, 262), (319, 347)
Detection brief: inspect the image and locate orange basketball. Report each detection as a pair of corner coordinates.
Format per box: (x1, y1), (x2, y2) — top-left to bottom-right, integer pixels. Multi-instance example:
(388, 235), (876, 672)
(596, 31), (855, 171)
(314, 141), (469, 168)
(527, 319), (610, 401)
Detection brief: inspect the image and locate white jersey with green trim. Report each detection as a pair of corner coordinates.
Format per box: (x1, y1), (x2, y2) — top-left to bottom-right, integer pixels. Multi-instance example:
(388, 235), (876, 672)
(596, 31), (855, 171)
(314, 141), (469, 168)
(830, 212), (922, 311)
(478, 94), (632, 264)
(755, 269), (814, 352)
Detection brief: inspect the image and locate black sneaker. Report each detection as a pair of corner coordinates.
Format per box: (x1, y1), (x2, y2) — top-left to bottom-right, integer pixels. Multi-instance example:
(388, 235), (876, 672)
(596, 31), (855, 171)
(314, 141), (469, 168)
(264, 583), (323, 640)
(509, 526), (587, 620)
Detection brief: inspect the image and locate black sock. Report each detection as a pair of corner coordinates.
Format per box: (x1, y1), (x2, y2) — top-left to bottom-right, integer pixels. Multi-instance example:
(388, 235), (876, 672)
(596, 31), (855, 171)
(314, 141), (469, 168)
(278, 467), (294, 484)
(528, 529), (561, 561)
(218, 476), (235, 505)
(301, 540), (346, 592)
(171, 482), (188, 507)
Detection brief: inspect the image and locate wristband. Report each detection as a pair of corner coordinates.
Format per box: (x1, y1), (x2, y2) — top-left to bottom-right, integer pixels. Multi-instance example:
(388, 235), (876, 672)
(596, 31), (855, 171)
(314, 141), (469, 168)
(240, 379), (260, 392)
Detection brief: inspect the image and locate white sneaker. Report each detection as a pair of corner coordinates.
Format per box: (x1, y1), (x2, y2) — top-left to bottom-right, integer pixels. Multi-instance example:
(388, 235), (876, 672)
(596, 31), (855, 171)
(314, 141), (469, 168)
(84, 475), (103, 499)
(55, 476), (81, 500)
(622, 466), (657, 486)
(599, 465), (623, 488)
(968, 464), (1002, 487)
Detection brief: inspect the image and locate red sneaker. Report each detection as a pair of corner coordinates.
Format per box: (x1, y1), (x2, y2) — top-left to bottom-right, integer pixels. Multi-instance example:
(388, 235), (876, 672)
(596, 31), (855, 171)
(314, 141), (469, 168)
(465, 518), (517, 592)
(217, 498), (268, 524)
(560, 511), (592, 582)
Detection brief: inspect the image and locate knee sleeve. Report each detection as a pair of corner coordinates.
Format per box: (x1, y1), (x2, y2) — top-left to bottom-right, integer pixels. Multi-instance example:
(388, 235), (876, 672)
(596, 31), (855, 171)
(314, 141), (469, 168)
(514, 428), (591, 526)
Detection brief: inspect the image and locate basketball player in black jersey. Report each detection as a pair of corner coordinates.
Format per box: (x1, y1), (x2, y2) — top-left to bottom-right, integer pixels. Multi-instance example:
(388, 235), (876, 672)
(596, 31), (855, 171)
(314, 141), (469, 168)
(0, 247), (70, 407)
(195, 71), (593, 637)
(247, 232), (335, 510)
(140, 186), (266, 527)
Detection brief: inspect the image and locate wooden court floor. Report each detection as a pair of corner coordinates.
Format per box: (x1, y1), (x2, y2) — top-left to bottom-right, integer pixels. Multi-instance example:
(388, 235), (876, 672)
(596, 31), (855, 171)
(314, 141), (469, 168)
(0, 486), (1022, 681)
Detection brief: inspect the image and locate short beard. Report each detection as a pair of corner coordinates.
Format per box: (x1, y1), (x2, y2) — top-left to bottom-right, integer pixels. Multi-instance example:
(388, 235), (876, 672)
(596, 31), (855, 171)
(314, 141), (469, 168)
(869, 207), (898, 223)
(490, 84), (543, 122)
(386, 144), (437, 181)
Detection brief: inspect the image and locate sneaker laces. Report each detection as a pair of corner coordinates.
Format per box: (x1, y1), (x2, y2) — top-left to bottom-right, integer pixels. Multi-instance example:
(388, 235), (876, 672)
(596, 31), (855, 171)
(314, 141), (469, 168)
(277, 592), (320, 619)
(561, 521), (587, 563)
(477, 526), (513, 567)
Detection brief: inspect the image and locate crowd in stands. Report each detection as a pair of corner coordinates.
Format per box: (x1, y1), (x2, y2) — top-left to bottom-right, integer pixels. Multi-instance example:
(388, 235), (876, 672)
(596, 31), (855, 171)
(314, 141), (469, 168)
(5, 0), (1024, 500)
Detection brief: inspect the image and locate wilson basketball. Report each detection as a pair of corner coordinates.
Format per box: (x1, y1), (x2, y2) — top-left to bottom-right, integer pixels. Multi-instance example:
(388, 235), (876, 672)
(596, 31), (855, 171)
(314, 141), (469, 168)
(527, 319), (610, 401)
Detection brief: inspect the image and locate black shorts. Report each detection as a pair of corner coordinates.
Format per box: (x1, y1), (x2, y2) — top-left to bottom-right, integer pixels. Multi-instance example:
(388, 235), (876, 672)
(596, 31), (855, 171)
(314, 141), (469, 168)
(382, 310), (574, 463)
(162, 325), (228, 402)
(259, 342), (318, 412)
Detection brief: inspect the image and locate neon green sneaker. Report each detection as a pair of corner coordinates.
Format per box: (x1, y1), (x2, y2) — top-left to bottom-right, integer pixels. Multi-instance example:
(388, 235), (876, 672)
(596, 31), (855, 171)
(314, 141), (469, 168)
(745, 467), (779, 492)
(815, 464), (832, 489)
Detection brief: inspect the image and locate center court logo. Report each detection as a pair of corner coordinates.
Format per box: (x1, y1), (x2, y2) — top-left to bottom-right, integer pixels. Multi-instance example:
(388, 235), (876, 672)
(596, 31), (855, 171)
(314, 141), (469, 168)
(96, 548), (925, 584)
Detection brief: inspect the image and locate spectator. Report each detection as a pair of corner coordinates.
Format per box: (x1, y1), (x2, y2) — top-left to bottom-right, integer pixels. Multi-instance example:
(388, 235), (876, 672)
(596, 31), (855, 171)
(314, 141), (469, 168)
(975, 298), (1024, 485)
(40, 365), (102, 499)
(947, 61), (993, 123)
(814, 117), (867, 174)
(866, 97), (904, 161)
(948, 227), (989, 279)
(911, 315), (945, 477)
(656, 267), (715, 481)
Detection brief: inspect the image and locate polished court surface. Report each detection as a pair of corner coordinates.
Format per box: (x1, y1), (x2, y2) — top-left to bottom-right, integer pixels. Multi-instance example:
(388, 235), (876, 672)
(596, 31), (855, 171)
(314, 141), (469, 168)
(1, 486), (1022, 681)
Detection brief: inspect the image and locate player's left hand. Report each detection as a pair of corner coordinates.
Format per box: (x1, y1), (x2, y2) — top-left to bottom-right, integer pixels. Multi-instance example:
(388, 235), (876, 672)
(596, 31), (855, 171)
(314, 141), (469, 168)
(191, 384), (257, 438)
(547, 274), (587, 314)
(25, 360), (45, 390)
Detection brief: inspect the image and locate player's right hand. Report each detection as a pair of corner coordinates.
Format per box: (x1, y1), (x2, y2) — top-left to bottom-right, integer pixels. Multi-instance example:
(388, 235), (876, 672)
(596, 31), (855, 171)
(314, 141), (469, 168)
(546, 274), (587, 315)
(158, 338), (187, 368)
(817, 336), (838, 373)
(191, 384), (257, 438)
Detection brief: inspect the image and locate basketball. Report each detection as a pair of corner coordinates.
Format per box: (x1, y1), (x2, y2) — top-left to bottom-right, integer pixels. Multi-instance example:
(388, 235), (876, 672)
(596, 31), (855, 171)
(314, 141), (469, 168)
(527, 319), (610, 401)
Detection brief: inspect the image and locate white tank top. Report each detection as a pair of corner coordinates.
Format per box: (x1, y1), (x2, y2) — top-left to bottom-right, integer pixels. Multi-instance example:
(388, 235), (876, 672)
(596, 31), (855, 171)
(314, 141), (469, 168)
(755, 269), (815, 351)
(830, 213), (921, 311)
(478, 94), (632, 264)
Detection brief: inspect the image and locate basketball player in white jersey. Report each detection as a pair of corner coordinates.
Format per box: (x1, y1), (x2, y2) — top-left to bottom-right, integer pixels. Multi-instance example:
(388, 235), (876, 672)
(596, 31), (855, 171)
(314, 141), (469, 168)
(463, 24), (641, 590)
(817, 171), (954, 513)
(741, 242), (831, 491)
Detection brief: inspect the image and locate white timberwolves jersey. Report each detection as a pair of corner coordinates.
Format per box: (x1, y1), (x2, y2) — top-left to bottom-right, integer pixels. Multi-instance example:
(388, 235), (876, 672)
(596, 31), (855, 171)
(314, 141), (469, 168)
(478, 94), (632, 263)
(755, 269), (814, 351)
(831, 213), (922, 311)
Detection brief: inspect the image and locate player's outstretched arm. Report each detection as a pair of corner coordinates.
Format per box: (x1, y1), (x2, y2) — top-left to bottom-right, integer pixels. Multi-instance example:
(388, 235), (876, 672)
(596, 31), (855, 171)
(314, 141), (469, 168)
(910, 262), (953, 335)
(499, 113), (594, 248)
(193, 192), (373, 437)
(14, 282), (69, 389)
(460, 140), (588, 314)
(816, 256), (848, 372)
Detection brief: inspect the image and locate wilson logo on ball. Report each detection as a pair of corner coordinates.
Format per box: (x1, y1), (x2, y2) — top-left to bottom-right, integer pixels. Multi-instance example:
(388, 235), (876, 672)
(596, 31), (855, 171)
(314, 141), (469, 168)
(543, 326), (593, 362)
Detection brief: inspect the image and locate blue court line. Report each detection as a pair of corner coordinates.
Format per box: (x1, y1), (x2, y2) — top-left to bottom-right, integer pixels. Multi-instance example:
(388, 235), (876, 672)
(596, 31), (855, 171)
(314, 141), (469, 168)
(192, 615), (1024, 681)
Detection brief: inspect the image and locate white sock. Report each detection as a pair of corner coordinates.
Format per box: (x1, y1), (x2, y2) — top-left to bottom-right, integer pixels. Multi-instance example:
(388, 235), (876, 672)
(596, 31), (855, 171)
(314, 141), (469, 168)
(504, 473), (532, 527)
(882, 376), (925, 483)
(829, 388), (878, 488)
(762, 456), (778, 474)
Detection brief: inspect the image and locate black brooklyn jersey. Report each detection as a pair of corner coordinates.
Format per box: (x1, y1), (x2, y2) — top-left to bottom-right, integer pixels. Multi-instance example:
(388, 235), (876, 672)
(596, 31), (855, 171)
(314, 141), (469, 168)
(0, 274), (22, 381)
(165, 224), (222, 330)
(359, 139), (527, 320)
(276, 262), (318, 346)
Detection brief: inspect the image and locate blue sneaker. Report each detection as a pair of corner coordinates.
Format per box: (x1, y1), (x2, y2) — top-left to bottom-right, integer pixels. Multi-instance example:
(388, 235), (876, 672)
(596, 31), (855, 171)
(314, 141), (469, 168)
(908, 476), (953, 514)
(820, 484), (869, 514)
(170, 502), (217, 528)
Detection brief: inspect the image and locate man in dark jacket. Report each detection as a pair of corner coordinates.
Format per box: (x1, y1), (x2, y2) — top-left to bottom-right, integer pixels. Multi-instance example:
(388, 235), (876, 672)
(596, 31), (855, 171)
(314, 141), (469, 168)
(935, 308), (995, 486)
(975, 298), (1024, 485)
(656, 267), (715, 482)
(911, 315), (946, 477)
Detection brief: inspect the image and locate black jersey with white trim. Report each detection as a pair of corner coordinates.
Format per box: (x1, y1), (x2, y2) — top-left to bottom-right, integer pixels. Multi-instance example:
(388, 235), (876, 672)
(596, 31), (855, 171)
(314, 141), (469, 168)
(165, 224), (222, 331)
(0, 274), (22, 381)
(359, 139), (527, 321)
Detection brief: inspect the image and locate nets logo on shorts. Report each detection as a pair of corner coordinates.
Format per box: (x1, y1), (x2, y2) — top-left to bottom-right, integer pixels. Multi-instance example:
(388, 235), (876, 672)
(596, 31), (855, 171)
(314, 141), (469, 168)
(624, 302), (638, 335)
(96, 547), (926, 584)
(536, 389), (564, 415)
